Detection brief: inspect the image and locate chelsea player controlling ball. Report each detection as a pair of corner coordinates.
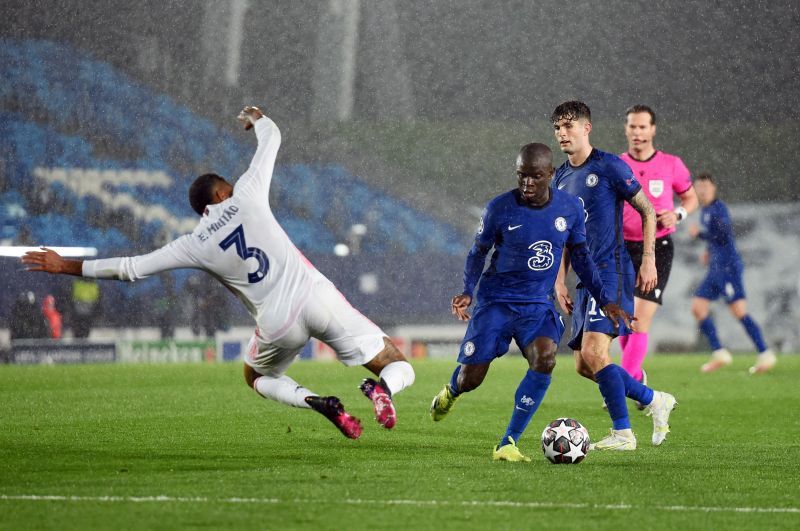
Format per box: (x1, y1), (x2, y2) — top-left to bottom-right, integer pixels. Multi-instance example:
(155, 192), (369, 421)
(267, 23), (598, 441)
(430, 142), (634, 462)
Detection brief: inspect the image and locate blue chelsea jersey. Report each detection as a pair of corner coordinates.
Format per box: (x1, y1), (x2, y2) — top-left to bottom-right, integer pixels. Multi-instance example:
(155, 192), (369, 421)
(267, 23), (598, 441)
(699, 199), (742, 271)
(463, 188), (587, 304)
(552, 149), (641, 274)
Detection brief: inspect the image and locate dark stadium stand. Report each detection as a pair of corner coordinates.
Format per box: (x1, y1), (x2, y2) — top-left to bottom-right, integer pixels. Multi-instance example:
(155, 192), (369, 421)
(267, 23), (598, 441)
(0, 39), (464, 254)
(0, 39), (468, 327)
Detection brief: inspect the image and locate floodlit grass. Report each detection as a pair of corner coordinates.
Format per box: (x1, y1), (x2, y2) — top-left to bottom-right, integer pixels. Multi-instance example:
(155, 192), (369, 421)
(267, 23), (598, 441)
(1, 354), (799, 530)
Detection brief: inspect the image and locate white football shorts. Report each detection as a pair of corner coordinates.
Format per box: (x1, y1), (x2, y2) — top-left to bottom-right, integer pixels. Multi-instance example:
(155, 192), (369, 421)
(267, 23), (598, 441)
(244, 278), (387, 376)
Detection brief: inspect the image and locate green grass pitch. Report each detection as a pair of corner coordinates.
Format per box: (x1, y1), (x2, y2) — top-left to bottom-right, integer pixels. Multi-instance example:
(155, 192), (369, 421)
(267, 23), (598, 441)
(1, 354), (799, 530)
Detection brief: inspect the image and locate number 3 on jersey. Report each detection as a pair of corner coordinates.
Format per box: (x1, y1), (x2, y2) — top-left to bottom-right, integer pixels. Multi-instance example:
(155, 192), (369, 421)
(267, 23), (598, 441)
(219, 224), (269, 283)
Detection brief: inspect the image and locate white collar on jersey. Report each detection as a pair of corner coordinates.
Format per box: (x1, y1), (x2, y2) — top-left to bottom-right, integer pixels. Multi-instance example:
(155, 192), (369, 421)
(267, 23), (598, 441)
(204, 200), (234, 217)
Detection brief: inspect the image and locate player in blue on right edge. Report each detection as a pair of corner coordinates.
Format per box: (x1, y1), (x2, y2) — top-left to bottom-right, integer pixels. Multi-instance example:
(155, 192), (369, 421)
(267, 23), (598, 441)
(551, 101), (677, 451)
(689, 172), (776, 374)
(429, 142), (634, 462)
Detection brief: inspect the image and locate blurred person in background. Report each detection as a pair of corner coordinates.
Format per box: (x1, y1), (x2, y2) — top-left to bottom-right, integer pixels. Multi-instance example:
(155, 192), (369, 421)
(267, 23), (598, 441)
(688, 173), (775, 374)
(551, 100), (676, 451)
(10, 291), (48, 340)
(618, 105), (698, 407)
(21, 105), (415, 440)
(153, 276), (176, 340)
(69, 278), (100, 339)
(42, 294), (62, 339)
(185, 274), (229, 338)
(430, 142), (635, 462)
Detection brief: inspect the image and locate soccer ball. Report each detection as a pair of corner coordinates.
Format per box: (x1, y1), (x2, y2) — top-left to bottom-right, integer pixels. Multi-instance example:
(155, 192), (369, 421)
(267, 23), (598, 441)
(541, 418), (590, 464)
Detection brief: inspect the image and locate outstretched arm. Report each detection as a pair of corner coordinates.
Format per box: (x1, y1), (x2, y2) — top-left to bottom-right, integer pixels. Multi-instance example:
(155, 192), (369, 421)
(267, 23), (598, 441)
(234, 106), (282, 198)
(22, 237), (199, 281)
(627, 190), (657, 293)
(21, 248), (83, 276)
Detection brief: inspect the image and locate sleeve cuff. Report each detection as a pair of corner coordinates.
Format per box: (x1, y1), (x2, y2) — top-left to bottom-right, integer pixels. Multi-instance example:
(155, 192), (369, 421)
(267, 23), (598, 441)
(82, 260), (96, 278)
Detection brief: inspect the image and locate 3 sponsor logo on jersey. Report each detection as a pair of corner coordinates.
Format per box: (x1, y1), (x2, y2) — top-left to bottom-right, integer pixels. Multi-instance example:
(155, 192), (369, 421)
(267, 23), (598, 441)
(578, 197), (588, 222)
(463, 341), (475, 356)
(477, 215), (484, 235)
(527, 240), (554, 271)
(508, 224), (523, 231)
(586, 174), (599, 187)
(554, 217), (567, 232)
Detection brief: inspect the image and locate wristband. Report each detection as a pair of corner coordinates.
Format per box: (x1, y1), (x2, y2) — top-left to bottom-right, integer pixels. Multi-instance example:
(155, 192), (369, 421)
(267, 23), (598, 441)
(675, 206), (688, 223)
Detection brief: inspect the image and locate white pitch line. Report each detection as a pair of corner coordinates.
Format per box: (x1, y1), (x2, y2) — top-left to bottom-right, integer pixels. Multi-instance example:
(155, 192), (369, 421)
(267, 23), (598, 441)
(1, 495), (798, 515)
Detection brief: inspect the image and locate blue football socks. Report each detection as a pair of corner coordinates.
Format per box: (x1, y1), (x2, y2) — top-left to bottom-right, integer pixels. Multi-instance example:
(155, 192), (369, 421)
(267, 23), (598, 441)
(740, 315), (768, 352)
(499, 370), (551, 447)
(699, 317), (722, 351)
(595, 364), (631, 430)
(615, 365), (654, 406)
(448, 365), (462, 396)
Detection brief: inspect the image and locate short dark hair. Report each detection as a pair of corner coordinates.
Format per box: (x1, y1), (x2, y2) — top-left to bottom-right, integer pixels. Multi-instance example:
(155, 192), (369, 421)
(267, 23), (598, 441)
(189, 173), (226, 215)
(626, 104), (656, 125)
(551, 100), (591, 125)
(695, 172), (715, 184)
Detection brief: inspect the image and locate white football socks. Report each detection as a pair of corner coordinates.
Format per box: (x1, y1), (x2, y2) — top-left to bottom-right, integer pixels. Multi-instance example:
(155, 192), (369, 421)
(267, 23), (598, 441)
(254, 375), (314, 408)
(378, 361), (415, 395)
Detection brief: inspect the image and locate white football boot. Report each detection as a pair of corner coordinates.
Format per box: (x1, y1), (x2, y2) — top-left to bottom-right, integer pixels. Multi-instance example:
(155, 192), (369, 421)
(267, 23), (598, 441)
(589, 429), (637, 451)
(646, 391), (677, 446)
(700, 348), (732, 373)
(749, 349), (777, 375)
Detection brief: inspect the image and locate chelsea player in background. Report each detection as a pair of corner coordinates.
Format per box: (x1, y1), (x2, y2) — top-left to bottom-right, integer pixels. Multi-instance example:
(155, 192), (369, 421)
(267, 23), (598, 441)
(688, 173), (776, 374)
(430, 143), (634, 462)
(551, 101), (677, 451)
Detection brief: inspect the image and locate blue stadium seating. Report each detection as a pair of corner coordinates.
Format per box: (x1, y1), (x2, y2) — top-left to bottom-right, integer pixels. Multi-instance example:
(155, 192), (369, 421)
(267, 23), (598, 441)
(1, 39), (466, 258)
(0, 39), (467, 325)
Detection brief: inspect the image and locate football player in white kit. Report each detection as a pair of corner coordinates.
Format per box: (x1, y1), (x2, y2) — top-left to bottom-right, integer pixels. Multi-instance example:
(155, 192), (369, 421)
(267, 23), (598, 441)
(21, 106), (415, 440)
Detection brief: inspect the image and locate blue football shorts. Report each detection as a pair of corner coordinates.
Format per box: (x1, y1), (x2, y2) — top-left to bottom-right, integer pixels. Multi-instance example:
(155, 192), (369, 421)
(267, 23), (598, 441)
(567, 269), (635, 351)
(457, 301), (564, 365)
(694, 266), (746, 304)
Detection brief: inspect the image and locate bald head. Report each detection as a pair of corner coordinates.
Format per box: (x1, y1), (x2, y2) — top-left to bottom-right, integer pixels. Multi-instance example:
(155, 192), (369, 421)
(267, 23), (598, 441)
(517, 143), (553, 168)
(515, 143), (554, 206)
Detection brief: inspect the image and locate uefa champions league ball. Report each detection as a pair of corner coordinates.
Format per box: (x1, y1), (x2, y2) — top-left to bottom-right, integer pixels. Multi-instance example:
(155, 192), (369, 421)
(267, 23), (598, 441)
(541, 418), (590, 464)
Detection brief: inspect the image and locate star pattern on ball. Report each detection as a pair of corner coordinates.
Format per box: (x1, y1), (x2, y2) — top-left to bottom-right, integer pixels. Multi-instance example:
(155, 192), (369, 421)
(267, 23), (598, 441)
(541, 418), (589, 464)
(543, 438), (561, 462)
(549, 420), (575, 441)
(564, 440), (588, 463)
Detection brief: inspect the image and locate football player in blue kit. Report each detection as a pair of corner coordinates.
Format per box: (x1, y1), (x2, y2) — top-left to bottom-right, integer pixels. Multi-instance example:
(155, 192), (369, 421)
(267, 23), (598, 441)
(551, 101), (677, 451)
(688, 173), (776, 374)
(430, 142), (634, 462)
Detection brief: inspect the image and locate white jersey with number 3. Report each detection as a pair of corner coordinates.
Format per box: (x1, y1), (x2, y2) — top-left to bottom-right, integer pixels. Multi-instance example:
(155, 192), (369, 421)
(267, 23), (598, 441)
(82, 117), (323, 341)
